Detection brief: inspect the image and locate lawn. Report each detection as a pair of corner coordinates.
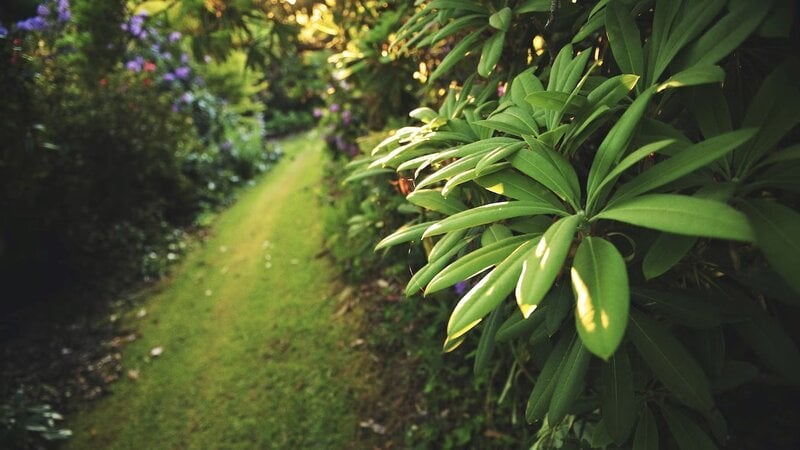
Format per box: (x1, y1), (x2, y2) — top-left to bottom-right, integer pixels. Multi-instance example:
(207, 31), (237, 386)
(65, 131), (369, 449)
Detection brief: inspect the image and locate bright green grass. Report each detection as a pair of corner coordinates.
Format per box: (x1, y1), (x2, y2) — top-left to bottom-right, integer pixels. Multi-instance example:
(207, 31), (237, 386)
(66, 131), (366, 450)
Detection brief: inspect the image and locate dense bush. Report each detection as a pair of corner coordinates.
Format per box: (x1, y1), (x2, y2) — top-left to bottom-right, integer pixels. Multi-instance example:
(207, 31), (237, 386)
(349, 0), (800, 447)
(0, 2), (280, 306)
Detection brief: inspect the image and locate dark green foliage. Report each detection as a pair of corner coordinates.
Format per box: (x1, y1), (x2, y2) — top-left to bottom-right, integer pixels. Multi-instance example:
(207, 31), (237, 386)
(347, 0), (800, 447)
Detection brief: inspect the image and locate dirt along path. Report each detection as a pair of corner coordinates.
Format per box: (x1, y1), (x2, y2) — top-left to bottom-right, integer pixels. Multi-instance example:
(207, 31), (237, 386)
(66, 131), (369, 449)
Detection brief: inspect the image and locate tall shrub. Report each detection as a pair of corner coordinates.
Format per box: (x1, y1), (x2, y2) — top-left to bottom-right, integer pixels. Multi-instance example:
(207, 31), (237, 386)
(358, 0), (800, 447)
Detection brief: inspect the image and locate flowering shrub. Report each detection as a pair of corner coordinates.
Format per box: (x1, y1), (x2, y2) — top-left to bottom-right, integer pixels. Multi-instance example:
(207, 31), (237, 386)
(0, 1), (280, 306)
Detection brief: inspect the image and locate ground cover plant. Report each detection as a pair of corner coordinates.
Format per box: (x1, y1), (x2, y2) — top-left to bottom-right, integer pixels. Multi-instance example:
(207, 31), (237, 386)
(351, 0), (800, 447)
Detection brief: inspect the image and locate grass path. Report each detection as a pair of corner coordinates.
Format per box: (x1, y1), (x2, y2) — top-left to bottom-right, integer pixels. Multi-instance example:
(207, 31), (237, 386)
(66, 131), (367, 449)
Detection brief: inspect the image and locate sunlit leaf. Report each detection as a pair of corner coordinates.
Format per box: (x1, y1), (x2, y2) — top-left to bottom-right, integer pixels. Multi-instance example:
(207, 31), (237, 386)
(517, 215), (581, 318)
(375, 221), (439, 250)
(447, 239), (539, 342)
(426, 234), (534, 294)
(423, 201), (566, 238)
(571, 237), (629, 359)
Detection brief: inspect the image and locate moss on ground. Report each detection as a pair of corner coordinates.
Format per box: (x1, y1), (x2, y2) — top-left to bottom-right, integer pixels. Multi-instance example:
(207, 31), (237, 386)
(65, 131), (369, 450)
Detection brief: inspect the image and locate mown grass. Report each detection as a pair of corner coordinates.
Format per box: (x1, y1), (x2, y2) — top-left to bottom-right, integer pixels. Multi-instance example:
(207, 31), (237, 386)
(65, 131), (368, 450)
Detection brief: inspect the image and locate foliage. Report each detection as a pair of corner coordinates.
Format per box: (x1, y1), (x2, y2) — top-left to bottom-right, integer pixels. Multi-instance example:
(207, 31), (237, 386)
(1, 390), (71, 449)
(0, 3), (279, 305)
(352, 0), (800, 447)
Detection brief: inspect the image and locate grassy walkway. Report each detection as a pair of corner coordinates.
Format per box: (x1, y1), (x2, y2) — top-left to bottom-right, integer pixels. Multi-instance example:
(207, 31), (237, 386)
(66, 131), (366, 449)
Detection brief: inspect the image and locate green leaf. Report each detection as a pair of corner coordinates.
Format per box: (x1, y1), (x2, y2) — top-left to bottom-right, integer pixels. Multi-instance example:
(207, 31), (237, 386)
(586, 86), (655, 204)
(426, 234), (533, 294)
(642, 233), (697, 280)
(474, 306), (504, 375)
(526, 331), (573, 423)
(526, 91), (587, 112)
(517, 215), (581, 318)
(481, 224), (513, 246)
(660, 404), (719, 450)
(406, 238), (468, 295)
(478, 31), (505, 77)
(628, 310), (714, 412)
(375, 221), (439, 250)
(496, 306), (547, 343)
(728, 292), (800, 383)
(430, 28), (486, 83)
(571, 237), (630, 359)
(515, 0), (551, 13)
(633, 405), (659, 450)
(510, 70), (545, 112)
(476, 141), (525, 175)
(605, 1), (643, 76)
(589, 139), (676, 210)
(596, 194), (755, 242)
(511, 143), (581, 208)
(656, 65), (725, 92)
(675, 0), (775, 70)
(423, 201), (565, 238)
(740, 200), (800, 294)
(447, 239), (540, 341)
(686, 85), (732, 139)
(343, 168), (395, 184)
(488, 7), (512, 31)
(416, 153), (485, 190)
(406, 189), (467, 215)
(427, 229), (468, 263)
(585, 74), (640, 110)
(476, 106), (540, 136)
(611, 128), (756, 204)
(545, 283), (572, 336)
(409, 107), (440, 123)
(650, 0), (727, 83)
(548, 337), (591, 424)
(476, 169), (564, 206)
(601, 349), (636, 444)
(631, 288), (728, 329)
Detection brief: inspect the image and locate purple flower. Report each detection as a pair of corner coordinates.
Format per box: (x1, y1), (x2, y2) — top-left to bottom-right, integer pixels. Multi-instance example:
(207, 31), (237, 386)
(312, 107), (323, 118)
(180, 92), (193, 104)
(16, 16), (48, 32)
(497, 83), (506, 97)
(161, 51), (173, 60)
(57, 0), (71, 22)
(0, 24), (7, 37)
(454, 281), (468, 296)
(163, 72), (176, 82)
(342, 110), (353, 125)
(221, 141), (233, 151)
(180, 52), (189, 64)
(329, 103), (340, 113)
(174, 66), (191, 80)
(37, 5), (50, 16)
(168, 31), (182, 42)
(125, 56), (144, 72)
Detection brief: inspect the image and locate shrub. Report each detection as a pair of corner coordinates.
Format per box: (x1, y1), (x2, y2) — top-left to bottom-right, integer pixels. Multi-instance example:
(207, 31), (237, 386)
(354, 0), (800, 447)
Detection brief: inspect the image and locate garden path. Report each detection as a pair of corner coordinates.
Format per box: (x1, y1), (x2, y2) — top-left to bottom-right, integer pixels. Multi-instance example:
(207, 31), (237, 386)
(66, 131), (368, 449)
